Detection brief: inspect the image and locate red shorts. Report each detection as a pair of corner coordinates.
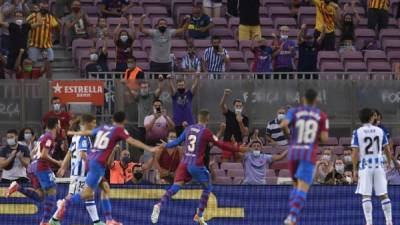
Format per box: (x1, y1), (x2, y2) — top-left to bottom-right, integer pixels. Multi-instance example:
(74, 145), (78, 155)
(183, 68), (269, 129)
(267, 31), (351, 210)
(28, 172), (41, 189)
(221, 141), (240, 159)
(174, 163), (192, 183)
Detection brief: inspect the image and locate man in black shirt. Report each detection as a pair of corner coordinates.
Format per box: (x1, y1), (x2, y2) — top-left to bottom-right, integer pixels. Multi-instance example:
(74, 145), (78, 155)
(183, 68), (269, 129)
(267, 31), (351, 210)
(219, 89), (249, 161)
(238, 0), (261, 40)
(85, 38), (109, 78)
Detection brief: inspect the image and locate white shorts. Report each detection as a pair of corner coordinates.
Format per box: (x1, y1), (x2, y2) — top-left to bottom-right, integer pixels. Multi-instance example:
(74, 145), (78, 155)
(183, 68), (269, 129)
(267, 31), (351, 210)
(68, 176), (86, 195)
(203, 0), (222, 8)
(356, 168), (387, 196)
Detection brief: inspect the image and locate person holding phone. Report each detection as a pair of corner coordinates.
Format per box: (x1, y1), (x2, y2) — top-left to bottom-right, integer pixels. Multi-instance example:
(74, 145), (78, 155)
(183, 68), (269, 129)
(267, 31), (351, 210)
(144, 99), (175, 146)
(203, 36), (230, 78)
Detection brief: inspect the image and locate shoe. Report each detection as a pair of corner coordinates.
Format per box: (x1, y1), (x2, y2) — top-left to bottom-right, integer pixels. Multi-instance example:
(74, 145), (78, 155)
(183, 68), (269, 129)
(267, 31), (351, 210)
(284, 216), (296, 225)
(93, 222), (106, 225)
(193, 214), (208, 225)
(48, 218), (61, 225)
(5, 181), (20, 197)
(54, 199), (66, 220)
(151, 204), (160, 224)
(106, 220), (123, 225)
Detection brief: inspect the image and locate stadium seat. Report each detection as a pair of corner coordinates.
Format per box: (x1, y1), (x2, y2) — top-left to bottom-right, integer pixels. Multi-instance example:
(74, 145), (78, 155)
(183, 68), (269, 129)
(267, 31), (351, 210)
(324, 137), (339, 145)
(229, 51), (245, 63)
(261, 28), (277, 39)
(72, 38), (93, 60)
(221, 39), (239, 51)
(81, 5), (100, 17)
(383, 40), (400, 53)
(127, 6), (145, 16)
(212, 17), (228, 29)
(171, 39), (188, 51)
(216, 169), (227, 177)
(368, 61), (392, 72)
(340, 51), (363, 63)
(141, 0), (162, 8)
(175, 6), (192, 22)
(136, 62), (150, 71)
(392, 136), (400, 146)
(333, 146), (344, 155)
(229, 17), (239, 30)
(318, 51), (341, 68)
(274, 17), (297, 29)
(278, 169), (290, 178)
(221, 162), (243, 171)
(387, 51), (400, 64)
(269, 6), (291, 19)
(301, 17), (316, 27)
(263, 0), (287, 7)
(266, 177), (278, 185)
(133, 51), (149, 63)
(344, 61), (367, 72)
(215, 177), (232, 184)
(355, 28), (376, 41)
(229, 62), (250, 72)
(363, 50), (388, 64)
(266, 169), (276, 178)
(260, 17), (274, 28)
(297, 7), (315, 24)
(379, 28), (400, 43)
(145, 6), (169, 17)
(171, 0), (193, 13)
(259, 7), (269, 17)
(320, 62), (344, 72)
(338, 137), (351, 146)
(210, 28), (234, 39)
(232, 177), (243, 184)
(227, 169), (245, 178)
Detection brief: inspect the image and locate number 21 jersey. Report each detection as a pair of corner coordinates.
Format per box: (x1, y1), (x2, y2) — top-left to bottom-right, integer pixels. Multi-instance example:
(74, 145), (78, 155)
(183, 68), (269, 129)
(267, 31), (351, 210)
(286, 106), (329, 164)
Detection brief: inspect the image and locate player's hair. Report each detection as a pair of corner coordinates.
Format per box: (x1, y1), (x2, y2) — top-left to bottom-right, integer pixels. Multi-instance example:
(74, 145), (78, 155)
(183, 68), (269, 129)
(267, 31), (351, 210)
(176, 79), (185, 84)
(47, 117), (59, 130)
(304, 88), (318, 104)
(7, 129), (18, 135)
(81, 114), (96, 124)
(70, 117), (81, 131)
(233, 99), (242, 105)
(51, 96), (60, 103)
(153, 99), (163, 105)
(373, 109), (383, 119)
(113, 111), (126, 123)
(198, 109), (210, 122)
(359, 108), (374, 123)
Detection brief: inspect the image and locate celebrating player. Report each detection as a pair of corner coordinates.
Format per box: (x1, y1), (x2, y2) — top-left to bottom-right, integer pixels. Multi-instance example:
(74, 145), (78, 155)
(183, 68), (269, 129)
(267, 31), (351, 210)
(351, 108), (396, 225)
(6, 117), (62, 225)
(280, 89), (329, 225)
(150, 109), (248, 225)
(51, 111), (156, 225)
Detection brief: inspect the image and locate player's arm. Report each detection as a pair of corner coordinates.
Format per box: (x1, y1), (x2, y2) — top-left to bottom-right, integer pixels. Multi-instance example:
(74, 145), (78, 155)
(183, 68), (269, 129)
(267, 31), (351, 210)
(351, 147), (359, 176)
(164, 132), (186, 149)
(207, 129), (247, 153)
(41, 147), (62, 167)
(126, 137), (156, 153)
(67, 130), (92, 136)
(271, 150), (288, 162)
(319, 113), (330, 144)
(57, 151), (71, 177)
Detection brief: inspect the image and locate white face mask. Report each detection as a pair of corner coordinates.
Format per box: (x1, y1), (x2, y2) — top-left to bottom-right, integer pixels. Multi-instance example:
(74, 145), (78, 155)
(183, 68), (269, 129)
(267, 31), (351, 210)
(15, 19), (23, 25)
(235, 108), (242, 114)
(277, 113), (285, 121)
(253, 150), (261, 157)
(127, 63), (135, 68)
(280, 35), (288, 40)
(322, 155), (331, 161)
(335, 164), (344, 174)
(120, 35), (129, 42)
(343, 155), (352, 164)
(90, 53), (98, 62)
(24, 133), (32, 141)
(7, 138), (16, 146)
(345, 176), (352, 184)
(53, 103), (61, 111)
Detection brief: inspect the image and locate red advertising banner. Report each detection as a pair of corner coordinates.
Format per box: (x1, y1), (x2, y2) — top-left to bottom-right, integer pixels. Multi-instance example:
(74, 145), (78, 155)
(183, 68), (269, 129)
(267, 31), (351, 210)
(51, 80), (105, 106)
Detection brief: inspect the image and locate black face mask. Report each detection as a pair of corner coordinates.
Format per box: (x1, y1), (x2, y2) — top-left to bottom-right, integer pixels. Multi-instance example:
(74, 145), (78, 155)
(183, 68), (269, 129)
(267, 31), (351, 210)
(177, 88), (185, 94)
(213, 45), (219, 50)
(134, 172), (143, 180)
(40, 8), (48, 14)
(158, 26), (166, 33)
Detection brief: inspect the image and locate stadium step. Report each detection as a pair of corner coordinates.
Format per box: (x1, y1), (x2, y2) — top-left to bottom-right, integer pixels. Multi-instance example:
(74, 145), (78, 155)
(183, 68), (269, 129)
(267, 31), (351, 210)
(52, 68), (80, 79)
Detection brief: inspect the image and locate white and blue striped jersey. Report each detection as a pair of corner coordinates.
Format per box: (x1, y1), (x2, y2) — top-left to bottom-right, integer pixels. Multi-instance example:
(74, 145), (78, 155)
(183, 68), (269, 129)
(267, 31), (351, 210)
(69, 135), (91, 177)
(351, 124), (388, 170)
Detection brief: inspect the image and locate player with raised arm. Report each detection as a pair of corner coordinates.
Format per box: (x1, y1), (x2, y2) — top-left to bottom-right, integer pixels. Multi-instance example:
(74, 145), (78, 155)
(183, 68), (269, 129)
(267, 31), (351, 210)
(352, 108), (396, 225)
(150, 109), (248, 225)
(280, 89), (329, 225)
(51, 112), (156, 225)
(6, 117), (62, 225)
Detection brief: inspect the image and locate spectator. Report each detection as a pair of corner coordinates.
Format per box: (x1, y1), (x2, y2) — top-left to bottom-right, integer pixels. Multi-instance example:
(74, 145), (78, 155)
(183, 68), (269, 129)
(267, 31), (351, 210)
(154, 130), (183, 184)
(64, 0), (91, 47)
(242, 140), (287, 185)
(85, 38), (109, 78)
(343, 169), (354, 184)
(100, 0), (134, 17)
(0, 10), (36, 74)
(126, 79), (163, 142)
(139, 15), (189, 73)
(26, 0), (59, 76)
(42, 96), (73, 133)
(123, 57), (145, 90)
(188, 4), (214, 40)
(249, 128), (263, 145)
(204, 36), (230, 76)
(314, 0), (339, 51)
(92, 17), (109, 40)
(386, 155), (400, 184)
(250, 38), (273, 73)
(325, 158), (347, 185)
(17, 127), (38, 153)
(180, 45), (202, 72)
(315, 148), (334, 184)
(114, 15), (135, 72)
(203, 0), (222, 17)
(0, 129), (30, 183)
(272, 26), (296, 73)
(15, 49), (50, 79)
(297, 24), (326, 74)
(219, 89), (249, 161)
(339, 4), (360, 53)
(343, 147), (353, 168)
(109, 149), (151, 184)
(367, 0), (389, 32)
(167, 72), (200, 135)
(0, 52), (5, 79)
(54, 0), (73, 18)
(266, 107), (289, 147)
(238, 0), (261, 40)
(373, 109), (392, 150)
(144, 99), (175, 145)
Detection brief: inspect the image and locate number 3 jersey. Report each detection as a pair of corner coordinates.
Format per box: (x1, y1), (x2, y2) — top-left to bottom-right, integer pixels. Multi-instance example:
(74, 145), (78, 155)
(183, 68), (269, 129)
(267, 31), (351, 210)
(69, 135), (92, 177)
(351, 124), (388, 170)
(286, 106), (329, 164)
(89, 125), (130, 166)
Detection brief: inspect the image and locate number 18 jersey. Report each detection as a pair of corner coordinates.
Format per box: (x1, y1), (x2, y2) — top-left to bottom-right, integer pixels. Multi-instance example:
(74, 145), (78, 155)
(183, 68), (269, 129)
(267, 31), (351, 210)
(351, 124), (388, 170)
(286, 106), (329, 164)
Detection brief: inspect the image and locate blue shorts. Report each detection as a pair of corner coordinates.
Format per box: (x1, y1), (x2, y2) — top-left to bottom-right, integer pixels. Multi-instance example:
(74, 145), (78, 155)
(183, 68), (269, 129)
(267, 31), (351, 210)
(85, 160), (105, 190)
(187, 165), (210, 184)
(289, 160), (315, 185)
(34, 170), (56, 190)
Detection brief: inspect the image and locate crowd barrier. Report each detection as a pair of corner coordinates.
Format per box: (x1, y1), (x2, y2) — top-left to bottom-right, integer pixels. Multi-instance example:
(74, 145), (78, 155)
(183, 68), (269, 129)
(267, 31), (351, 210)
(0, 184), (399, 225)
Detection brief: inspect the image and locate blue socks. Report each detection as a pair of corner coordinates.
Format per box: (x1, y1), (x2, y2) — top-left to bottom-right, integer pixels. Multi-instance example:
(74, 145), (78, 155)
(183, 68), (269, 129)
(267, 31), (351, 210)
(101, 199), (112, 221)
(43, 195), (56, 222)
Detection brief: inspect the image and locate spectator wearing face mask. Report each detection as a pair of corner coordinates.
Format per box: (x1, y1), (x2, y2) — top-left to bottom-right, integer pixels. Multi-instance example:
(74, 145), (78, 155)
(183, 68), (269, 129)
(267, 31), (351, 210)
(64, 0), (90, 47)
(272, 26), (296, 73)
(100, 0), (135, 17)
(315, 148), (334, 184)
(181, 45), (202, 72)
(188, 4), (214, 40)
(139, 15), (190, 73)
(382, 154), (400, 184)
(42, 96), (73, 134)
(342, 147), (353, 169)
(204, 36), (230, 76)
(250, 38), (273, 73)
(339, 4), (360, 53)
(241, 140), (287, 185)
(325, 158), (347, 185)
(114, 15), (136, 72)
(154, 130), (183, 184)
(85, 37), (109, 78)
(313, 0), (339, 51)
(144, 99), (175, 145)
(109, 149), (151, 184)
(92, 17), (109, 40)
(15, 49), (50, 79)
(297, 24), (326, 75)
(343, 168), (354, 184)
(266, 107), (289, 147)
(167, 73), (200, 135)
(0, 129), (30, 183)
(123, 57), (145, 89)
(17, 127), (38, 153)
(219, 89), (249, 161)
